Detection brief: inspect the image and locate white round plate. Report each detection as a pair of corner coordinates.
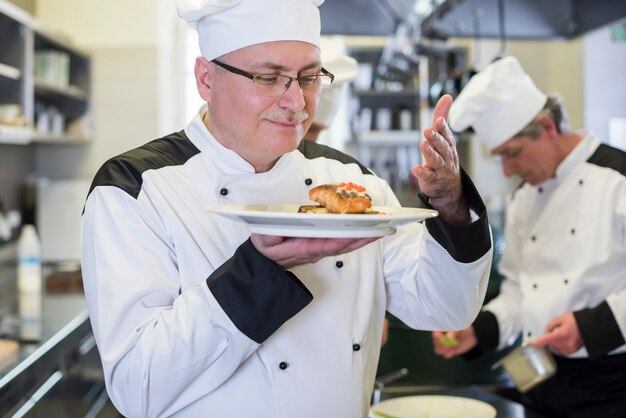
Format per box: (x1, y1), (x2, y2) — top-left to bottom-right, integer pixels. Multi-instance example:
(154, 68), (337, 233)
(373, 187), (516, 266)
(207, 204), (438, 238)
(370, 395), (497, 418)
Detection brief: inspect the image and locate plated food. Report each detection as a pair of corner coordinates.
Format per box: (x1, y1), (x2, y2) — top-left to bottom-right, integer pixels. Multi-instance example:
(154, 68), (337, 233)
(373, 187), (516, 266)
(306, 182), (372, 214)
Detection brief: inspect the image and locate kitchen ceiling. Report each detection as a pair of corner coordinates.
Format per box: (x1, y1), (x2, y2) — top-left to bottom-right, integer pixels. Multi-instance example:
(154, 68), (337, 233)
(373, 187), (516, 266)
(320, 0), (626, 39)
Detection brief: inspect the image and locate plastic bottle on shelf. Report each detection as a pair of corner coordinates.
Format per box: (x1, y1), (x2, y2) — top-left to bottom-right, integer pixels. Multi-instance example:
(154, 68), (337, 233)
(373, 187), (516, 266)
(17, 224), (43, 341)
(0, 212), (9, 243)
(0, 196), (9, 243)
(17, 224), (42, 292)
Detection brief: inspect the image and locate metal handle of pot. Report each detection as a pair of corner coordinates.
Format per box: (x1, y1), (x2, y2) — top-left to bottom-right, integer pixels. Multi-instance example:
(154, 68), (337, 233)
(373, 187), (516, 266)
(371, 368), (409, 405)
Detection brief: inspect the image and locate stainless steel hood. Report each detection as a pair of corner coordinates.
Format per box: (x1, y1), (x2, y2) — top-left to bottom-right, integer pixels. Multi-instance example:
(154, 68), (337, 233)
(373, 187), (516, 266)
(319, 0), (416, 36)
(320, 0), (626, 39)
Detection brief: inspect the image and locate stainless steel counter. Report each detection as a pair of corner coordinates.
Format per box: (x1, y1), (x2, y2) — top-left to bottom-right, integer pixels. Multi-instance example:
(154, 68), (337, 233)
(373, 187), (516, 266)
(0, 246), (115, 417)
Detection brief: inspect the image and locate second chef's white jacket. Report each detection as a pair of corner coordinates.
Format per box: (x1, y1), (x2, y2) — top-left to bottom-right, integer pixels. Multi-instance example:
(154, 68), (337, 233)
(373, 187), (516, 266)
(483, 133), (626, 358)
(81, 107), (493, 417)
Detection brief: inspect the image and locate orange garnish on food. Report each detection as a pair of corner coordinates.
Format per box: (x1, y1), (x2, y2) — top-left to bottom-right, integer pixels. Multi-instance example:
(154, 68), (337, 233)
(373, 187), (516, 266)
(338, 182), (366, 193)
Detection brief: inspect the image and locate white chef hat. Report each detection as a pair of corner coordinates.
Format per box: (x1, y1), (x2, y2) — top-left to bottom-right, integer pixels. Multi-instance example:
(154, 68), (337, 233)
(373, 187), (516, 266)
(313, 38), (358, 127)
(178, 0), (325, 61)
(449, 56), (547, 150)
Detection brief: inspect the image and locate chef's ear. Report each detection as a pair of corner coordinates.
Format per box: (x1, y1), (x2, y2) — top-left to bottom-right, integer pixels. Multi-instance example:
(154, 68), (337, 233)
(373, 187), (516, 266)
(194, 57), (213, 101)
(536, 114), (558, 137)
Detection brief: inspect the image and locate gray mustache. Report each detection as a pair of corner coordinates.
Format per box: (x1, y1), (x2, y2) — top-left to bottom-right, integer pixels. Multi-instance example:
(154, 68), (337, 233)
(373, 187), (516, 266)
(262, 109), (309, 124)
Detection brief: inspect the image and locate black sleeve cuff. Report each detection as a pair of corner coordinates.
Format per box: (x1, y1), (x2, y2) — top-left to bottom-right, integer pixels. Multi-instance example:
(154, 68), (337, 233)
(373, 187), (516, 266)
(206, 239), (313, 343)
(461, 310), (501, 360)
(474, 310), (500, 351)
(574, 301), (625, 359)
(418, 167), (492, 263)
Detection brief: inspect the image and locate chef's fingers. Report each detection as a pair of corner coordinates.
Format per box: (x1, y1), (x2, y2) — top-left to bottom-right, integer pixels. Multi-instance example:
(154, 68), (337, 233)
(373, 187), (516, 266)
(431, 94), (453, 127)
(432, 331), (446, 341)
(432, 331), (446, 350)
(411, 164), (436, 185)
(418, 138), (445, 171)
(430, 95), (457, 153)
(529, 326), (562, 348)
(528, 335), (550, 348)
(422, 129), (456, 168)
(251, 234), (286, 247)
(434, 116), (457, 152)
(544, 316), (564, 333)
(252, 235), (381, 269)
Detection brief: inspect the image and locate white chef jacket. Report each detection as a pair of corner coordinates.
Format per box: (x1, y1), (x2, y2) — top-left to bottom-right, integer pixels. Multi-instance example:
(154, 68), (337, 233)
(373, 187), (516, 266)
(483, 133), (626, 358)
(81, 108), (493, 418)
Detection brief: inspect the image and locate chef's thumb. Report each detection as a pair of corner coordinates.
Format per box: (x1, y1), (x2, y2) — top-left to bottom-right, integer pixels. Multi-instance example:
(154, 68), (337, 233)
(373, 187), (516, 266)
(252, 234), (285, 247)
(528, 333), (552, 348)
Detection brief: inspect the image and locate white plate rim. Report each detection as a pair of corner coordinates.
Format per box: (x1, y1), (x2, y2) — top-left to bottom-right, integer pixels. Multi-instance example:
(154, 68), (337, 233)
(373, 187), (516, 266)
(370, 395), (497, 418)
(207, 204), (437, 238)
(207, 204), (438, 223)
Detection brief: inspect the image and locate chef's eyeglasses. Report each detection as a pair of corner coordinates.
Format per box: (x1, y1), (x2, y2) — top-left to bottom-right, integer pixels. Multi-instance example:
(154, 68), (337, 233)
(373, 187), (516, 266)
(211, 59), (335, 97)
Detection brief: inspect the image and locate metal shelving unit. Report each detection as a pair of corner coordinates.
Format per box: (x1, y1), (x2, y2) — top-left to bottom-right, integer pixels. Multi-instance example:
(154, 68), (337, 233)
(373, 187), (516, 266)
(0, 0), (92, 145)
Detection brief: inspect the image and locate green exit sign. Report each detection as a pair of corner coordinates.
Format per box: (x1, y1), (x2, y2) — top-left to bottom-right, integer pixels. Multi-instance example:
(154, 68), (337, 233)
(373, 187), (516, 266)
(611, 24), (626, 41)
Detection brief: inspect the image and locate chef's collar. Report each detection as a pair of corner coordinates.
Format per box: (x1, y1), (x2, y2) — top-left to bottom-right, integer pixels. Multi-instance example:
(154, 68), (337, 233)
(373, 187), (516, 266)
(185, 105), (256, 174)
(545, 132), (599, 187)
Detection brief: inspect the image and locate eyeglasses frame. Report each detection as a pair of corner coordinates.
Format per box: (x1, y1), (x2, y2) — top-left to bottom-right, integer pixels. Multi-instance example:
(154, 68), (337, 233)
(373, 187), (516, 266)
(211, 59), (335, 96)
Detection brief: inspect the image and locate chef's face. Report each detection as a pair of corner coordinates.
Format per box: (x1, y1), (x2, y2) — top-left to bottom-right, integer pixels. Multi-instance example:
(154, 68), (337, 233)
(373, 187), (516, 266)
(491, 129), (558, 186)
(196, 41), (321, 173)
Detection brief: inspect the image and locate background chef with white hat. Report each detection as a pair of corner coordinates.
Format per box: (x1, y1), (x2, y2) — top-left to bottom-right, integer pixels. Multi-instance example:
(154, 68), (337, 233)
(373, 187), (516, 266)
(80, 0), (493, 417)
(432, 56), (626, 418)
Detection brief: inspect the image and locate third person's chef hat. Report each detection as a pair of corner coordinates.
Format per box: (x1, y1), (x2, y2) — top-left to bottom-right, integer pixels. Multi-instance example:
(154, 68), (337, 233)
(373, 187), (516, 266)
(314, 37), (358, 128)
(177, 0), (325, 61)
(448, 56), (547, 150)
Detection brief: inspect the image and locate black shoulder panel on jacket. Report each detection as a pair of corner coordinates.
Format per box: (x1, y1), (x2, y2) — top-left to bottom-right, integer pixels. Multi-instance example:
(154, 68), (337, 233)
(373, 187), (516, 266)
(88, 131), (200, 199)
(587, 143), (626, 176)
(297, 140), (372, 175)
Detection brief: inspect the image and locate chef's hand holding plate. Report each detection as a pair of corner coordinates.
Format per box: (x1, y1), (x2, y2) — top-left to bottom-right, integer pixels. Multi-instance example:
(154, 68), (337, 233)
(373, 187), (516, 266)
(529, 312), (583, 356)
(251, 234), (379, 269)
(412, 94), (471, 225)
(432, 327), (477, 359)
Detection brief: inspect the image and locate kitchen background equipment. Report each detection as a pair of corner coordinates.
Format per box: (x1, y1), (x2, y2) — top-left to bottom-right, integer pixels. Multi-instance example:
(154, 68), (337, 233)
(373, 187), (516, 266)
(491, 344), (557, 392)
(35, 179), (91, 264)
(372, 368), (410, 405)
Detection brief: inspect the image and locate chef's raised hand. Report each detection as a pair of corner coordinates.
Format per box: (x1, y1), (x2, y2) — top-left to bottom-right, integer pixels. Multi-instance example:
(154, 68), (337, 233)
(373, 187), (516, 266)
(529, 312), (584, 356)
(432, 327), (477, 359)
(412, 95), (470, 224)
(250, 234), (379, 269)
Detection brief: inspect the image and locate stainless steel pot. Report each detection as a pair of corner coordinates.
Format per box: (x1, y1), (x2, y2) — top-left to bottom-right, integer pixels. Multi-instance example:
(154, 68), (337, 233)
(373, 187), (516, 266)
(491, 345), (557, 392)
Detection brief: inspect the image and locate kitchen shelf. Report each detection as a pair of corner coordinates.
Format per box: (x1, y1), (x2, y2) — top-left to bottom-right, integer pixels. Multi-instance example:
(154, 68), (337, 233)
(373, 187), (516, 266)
(0, 62), (20, 80)
(352, 89), (419, 98)
(357, 130), (420, 145)
(34, 80), (87, 101)
(0, 1), (92, 145)
(0, 125), (32, 145)
(31, 134), (91, 144)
